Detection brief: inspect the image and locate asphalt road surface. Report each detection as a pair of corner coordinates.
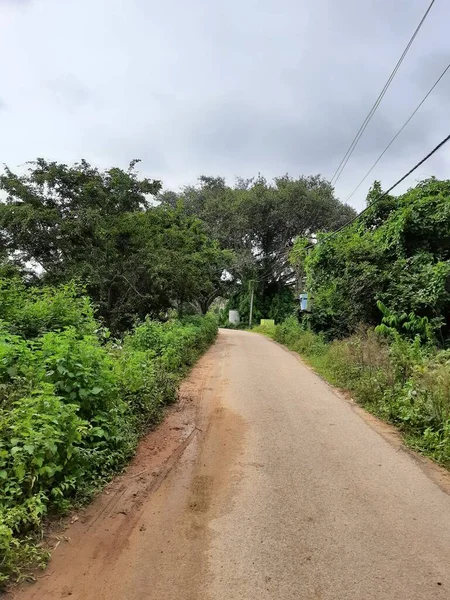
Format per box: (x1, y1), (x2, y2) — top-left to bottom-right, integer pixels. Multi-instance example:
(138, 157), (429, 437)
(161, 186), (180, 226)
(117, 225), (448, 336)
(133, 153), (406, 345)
(11, 329), (450, 600)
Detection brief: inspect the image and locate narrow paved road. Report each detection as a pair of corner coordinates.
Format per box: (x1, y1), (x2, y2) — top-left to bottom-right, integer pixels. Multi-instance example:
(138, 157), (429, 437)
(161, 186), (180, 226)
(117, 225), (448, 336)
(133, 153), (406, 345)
(13, 330), (450, 599)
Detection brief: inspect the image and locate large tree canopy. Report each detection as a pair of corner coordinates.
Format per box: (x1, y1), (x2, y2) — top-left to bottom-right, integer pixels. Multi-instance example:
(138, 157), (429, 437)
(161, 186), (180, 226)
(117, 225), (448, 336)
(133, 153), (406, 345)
(160, 174), (356, 322)
(0, 160), (361, 328)
(0, 160), (230, 331)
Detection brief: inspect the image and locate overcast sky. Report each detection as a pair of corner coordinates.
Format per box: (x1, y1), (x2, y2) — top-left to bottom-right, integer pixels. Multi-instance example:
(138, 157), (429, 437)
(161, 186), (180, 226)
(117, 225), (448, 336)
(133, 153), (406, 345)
(1, 0), (449, 209)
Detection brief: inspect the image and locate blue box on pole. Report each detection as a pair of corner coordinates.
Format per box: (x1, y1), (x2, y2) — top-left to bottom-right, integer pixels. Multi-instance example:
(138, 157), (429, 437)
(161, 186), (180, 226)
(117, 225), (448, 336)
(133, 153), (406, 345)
(299, 293), (308, 311)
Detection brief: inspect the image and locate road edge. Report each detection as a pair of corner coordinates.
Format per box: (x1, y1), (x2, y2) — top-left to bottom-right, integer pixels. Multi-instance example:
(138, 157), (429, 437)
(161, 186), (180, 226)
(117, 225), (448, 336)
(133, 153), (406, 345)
(252, 330), (450, 497)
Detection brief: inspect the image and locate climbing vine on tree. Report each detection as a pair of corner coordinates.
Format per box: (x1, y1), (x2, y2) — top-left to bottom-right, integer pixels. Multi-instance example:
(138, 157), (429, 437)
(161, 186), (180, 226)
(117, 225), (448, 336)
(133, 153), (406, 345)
(291, 179), (450, 341)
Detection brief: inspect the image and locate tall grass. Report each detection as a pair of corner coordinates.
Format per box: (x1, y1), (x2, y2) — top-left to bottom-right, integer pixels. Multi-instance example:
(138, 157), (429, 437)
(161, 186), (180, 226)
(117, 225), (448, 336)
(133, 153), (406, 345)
(259, 317), (450, 467)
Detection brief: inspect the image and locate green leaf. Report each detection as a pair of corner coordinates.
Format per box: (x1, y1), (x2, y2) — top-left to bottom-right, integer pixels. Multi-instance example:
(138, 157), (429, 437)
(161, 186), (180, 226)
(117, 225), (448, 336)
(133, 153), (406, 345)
(0, 470), (7, 479)
(32, 456), (44, 468)
(39, 465), (56, 477)
(46, 442), (58, 454)
(15, 464), (25, 479)
(91, 387), (103, 395)
(7, 366), (17, 378)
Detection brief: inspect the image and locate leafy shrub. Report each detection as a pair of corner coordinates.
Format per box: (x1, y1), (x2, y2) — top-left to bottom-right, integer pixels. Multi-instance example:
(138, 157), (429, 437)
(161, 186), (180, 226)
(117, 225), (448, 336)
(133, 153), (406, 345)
(0, 333), (34, 408)
(296, 178), (450, 341)
(407, 350), (450, 430)
(0, 387), (88, 584)
(375, 300), (435, 344)
(35, 328), (118, 420)
(0, 504), (49, 587)
(0, 281), (218, 588)
(0, 387), (88, 510)
(0, 279), (96, 339)
(113, 347), (174, 434)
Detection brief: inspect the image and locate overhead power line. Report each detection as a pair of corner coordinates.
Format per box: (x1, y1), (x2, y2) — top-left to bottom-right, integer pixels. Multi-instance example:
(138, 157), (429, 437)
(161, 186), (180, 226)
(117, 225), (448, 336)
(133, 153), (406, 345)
(330, 0), (436, 187)
(345, 62), (450, 203)
(308, 132), (450, 250)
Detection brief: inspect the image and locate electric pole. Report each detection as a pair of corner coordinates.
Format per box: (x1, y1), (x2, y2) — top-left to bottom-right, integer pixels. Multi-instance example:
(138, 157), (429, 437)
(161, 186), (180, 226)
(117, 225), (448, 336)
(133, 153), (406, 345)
(248, 280), (254, 328)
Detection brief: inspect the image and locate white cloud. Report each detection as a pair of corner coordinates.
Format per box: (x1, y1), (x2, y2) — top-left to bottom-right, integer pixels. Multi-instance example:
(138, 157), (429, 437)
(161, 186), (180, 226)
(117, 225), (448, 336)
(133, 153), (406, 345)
(1, 0), (449, 209)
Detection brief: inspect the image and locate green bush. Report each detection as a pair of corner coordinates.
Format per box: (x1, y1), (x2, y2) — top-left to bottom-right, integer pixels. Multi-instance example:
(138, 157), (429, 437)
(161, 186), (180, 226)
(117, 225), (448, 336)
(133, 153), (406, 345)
(35, 328), (119, 420)
(0, 282), (218, 587)
(0, 387), (88, 510)
(296, 178), (450, 341)
(0, 279), (96, 339)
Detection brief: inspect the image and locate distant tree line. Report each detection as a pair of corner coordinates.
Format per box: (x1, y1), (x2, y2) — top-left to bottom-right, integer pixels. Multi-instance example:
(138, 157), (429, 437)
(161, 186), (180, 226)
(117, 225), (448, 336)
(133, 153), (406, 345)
(0, 160), (355, 331)
(159, 174), (356, 323)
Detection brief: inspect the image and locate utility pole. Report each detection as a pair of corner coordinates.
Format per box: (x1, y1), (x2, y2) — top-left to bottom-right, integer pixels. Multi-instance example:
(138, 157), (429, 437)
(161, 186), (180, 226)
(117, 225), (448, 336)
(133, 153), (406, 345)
(248, 280), (254, 329)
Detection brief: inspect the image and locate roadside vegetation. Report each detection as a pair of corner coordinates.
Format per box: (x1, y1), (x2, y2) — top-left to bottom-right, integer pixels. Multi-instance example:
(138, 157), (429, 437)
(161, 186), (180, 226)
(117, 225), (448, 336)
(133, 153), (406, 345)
(159, 174), (356, 322)
(1, 157), (448, 586)
(258, 318), (450, 466)
(0, 161), (222, 587)
(0, 280), (217, 586)
(257, 178), (450, 468)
